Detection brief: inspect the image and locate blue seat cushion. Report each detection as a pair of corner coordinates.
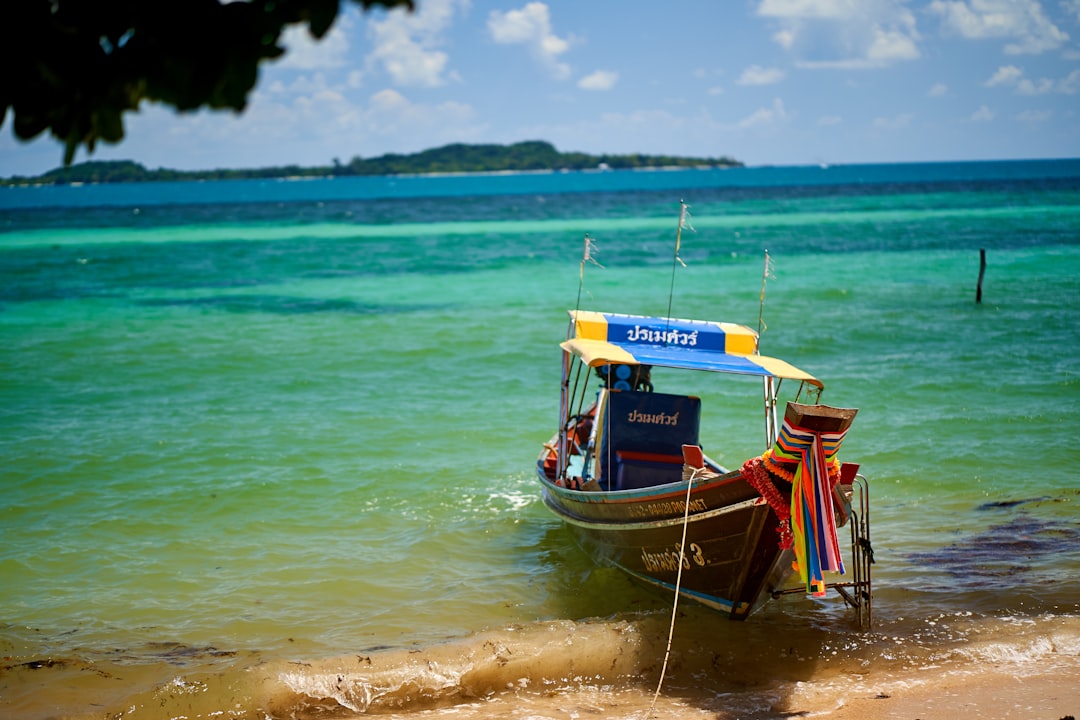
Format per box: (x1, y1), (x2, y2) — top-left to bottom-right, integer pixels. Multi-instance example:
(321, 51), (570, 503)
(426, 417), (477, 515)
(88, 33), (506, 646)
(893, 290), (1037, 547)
(614, 451), (685, 490)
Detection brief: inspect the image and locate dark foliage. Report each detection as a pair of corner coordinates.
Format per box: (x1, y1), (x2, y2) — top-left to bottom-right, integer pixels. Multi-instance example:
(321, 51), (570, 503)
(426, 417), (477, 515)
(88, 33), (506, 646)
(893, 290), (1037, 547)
(1, 0), (414, 165)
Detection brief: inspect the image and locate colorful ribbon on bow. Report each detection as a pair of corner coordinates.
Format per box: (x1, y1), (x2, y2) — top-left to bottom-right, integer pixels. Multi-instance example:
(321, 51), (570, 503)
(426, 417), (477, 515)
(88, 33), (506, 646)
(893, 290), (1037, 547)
(770, 419), (850, 597)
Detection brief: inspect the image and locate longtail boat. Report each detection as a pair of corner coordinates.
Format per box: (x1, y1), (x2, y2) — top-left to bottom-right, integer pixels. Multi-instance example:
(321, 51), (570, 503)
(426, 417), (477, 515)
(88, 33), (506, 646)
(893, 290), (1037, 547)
(536, 219), (872, 624)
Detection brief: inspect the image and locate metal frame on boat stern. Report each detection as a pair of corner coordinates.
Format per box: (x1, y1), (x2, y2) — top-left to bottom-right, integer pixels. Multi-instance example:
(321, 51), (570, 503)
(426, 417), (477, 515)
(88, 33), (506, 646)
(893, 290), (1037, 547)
(772, 473), (873, 630)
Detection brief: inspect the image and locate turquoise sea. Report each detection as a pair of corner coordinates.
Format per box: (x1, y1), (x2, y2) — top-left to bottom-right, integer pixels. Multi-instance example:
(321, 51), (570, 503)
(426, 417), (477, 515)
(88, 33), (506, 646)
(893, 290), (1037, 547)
(2, 160), (1079, 719)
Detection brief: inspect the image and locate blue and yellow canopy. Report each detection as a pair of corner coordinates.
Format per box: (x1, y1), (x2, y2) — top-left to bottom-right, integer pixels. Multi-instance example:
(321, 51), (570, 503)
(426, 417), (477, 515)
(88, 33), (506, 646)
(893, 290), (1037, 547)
(561, 310), (822, 388)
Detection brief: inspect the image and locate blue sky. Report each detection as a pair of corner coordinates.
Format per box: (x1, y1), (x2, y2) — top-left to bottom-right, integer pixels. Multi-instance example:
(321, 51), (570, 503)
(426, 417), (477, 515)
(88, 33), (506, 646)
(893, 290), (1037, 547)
(3, 0), (1080, 176)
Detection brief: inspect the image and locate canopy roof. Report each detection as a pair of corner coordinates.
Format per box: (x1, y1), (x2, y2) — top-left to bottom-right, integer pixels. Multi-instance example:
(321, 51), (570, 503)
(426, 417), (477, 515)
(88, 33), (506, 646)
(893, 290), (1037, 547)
(561, 310), (823, 388)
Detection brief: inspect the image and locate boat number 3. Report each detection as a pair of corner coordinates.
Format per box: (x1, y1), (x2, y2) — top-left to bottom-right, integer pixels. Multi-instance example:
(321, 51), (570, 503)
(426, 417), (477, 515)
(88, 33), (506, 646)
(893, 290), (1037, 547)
(640, 542), (706, 573)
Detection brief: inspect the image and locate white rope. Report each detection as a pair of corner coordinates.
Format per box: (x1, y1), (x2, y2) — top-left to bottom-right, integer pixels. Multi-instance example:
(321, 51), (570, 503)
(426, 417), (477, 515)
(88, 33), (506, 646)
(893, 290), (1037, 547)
(645, 466), (705, 717)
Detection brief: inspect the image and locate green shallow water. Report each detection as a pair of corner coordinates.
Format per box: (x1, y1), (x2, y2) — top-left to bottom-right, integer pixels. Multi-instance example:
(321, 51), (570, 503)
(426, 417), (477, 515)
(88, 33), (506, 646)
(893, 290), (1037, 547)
(1, 165), (1079, 718)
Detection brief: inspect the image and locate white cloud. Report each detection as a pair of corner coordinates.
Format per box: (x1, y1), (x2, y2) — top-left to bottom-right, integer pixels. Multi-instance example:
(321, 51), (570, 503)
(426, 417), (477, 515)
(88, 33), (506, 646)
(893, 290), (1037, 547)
(867, 26), (921, 62)
(488, 2), (573, 80)
(366, 0), (464, 87)
(578, 70), (618, 90)
(232, 83), (481, 153)
(518, 108), (732, 158)
(971, 105), (995, 121)
(694, 67), (725, 95)
(361, 90), (481, 141)
(1017, 76), (1054, 94)
(738, 98), (790, 128)
(264, 71), (358, 109)
(928, 0), (1069, 54)
(1016, 109), (1052, 122)
(1058, 69), (1080, 94)
(370, 88), (410, 111)
(757, 0), (920, 68)
(873, 113), (914, 129)
(928, 82), (948, 96)
(984, 64), (1078, 94)
(737, 65), (786, 85)
(772, 28), (796, 49)
(313, 89), (345, 103)
(276, 73), (333, 95)
(758, 0), (850, 19)
(985, 64), (1024, 86)
(277, 16), (353, 70)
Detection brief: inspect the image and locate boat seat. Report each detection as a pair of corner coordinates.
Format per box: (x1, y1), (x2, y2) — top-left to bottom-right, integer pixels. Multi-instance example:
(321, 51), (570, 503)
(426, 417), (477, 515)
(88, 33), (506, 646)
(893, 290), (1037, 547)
(599, 390), (701, 490)
(614, 450), (685, 490)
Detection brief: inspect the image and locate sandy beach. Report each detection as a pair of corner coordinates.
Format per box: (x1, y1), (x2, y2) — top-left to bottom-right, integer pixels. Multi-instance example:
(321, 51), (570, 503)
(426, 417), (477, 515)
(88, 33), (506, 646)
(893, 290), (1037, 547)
(315, 622), (1080, 720)
(798, 663), (1080, 720)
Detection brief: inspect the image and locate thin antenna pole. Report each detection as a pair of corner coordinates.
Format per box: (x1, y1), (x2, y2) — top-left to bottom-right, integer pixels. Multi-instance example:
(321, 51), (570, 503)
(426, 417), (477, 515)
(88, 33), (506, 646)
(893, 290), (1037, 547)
(758, 250), (775, 451)
(664, 201), (689, 329)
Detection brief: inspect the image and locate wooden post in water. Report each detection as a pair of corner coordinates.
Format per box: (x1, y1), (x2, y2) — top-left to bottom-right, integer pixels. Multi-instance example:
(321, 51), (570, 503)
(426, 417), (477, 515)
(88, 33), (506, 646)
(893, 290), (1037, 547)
(976, 248), (986, 303)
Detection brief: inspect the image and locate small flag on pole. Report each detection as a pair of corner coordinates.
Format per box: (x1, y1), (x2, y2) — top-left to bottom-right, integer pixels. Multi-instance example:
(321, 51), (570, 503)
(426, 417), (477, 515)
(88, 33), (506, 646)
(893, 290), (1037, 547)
(580, 233), (603, 282)
(674, 201), (693, 268)
(575, 233), (603, 312)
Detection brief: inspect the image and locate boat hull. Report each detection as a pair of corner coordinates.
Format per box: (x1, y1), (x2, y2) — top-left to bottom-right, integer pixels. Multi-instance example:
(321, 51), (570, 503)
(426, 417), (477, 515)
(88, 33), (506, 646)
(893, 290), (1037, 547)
(537, 464), (795, 618)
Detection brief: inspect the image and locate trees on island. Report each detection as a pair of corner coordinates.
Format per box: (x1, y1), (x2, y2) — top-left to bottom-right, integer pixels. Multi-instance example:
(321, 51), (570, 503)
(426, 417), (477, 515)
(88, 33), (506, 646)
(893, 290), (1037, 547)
(8, 142), (740, 185)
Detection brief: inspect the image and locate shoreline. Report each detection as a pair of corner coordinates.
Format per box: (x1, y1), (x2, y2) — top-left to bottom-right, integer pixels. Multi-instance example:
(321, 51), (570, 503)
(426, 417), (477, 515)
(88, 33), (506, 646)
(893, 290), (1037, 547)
(7, 156), (1079, 189)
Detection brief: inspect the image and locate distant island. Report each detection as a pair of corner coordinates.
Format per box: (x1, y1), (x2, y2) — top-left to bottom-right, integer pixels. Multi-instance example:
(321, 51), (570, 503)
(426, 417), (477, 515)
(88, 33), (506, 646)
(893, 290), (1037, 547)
(1, 141), (741, 186)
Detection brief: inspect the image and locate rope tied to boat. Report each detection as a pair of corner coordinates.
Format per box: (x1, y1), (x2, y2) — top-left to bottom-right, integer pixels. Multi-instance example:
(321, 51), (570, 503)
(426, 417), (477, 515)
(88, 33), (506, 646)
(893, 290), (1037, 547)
(647, 463), (710, 717)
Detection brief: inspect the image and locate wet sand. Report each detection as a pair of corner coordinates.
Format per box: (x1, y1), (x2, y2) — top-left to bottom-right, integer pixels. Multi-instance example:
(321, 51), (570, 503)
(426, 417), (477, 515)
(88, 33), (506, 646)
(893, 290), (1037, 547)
(797, 663), (1080, 719)
(7, 610), (1079, 720)
(328, 637), (1080, 720)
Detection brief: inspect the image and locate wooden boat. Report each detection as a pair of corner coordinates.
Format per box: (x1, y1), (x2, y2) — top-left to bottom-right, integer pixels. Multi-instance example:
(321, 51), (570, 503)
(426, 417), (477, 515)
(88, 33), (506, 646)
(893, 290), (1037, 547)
(536, 309), (869, 622)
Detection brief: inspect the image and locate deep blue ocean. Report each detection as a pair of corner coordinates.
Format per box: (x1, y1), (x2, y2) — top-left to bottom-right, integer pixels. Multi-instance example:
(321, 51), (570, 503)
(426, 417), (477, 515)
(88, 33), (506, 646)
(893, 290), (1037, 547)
(2, 160), (1079, 719)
